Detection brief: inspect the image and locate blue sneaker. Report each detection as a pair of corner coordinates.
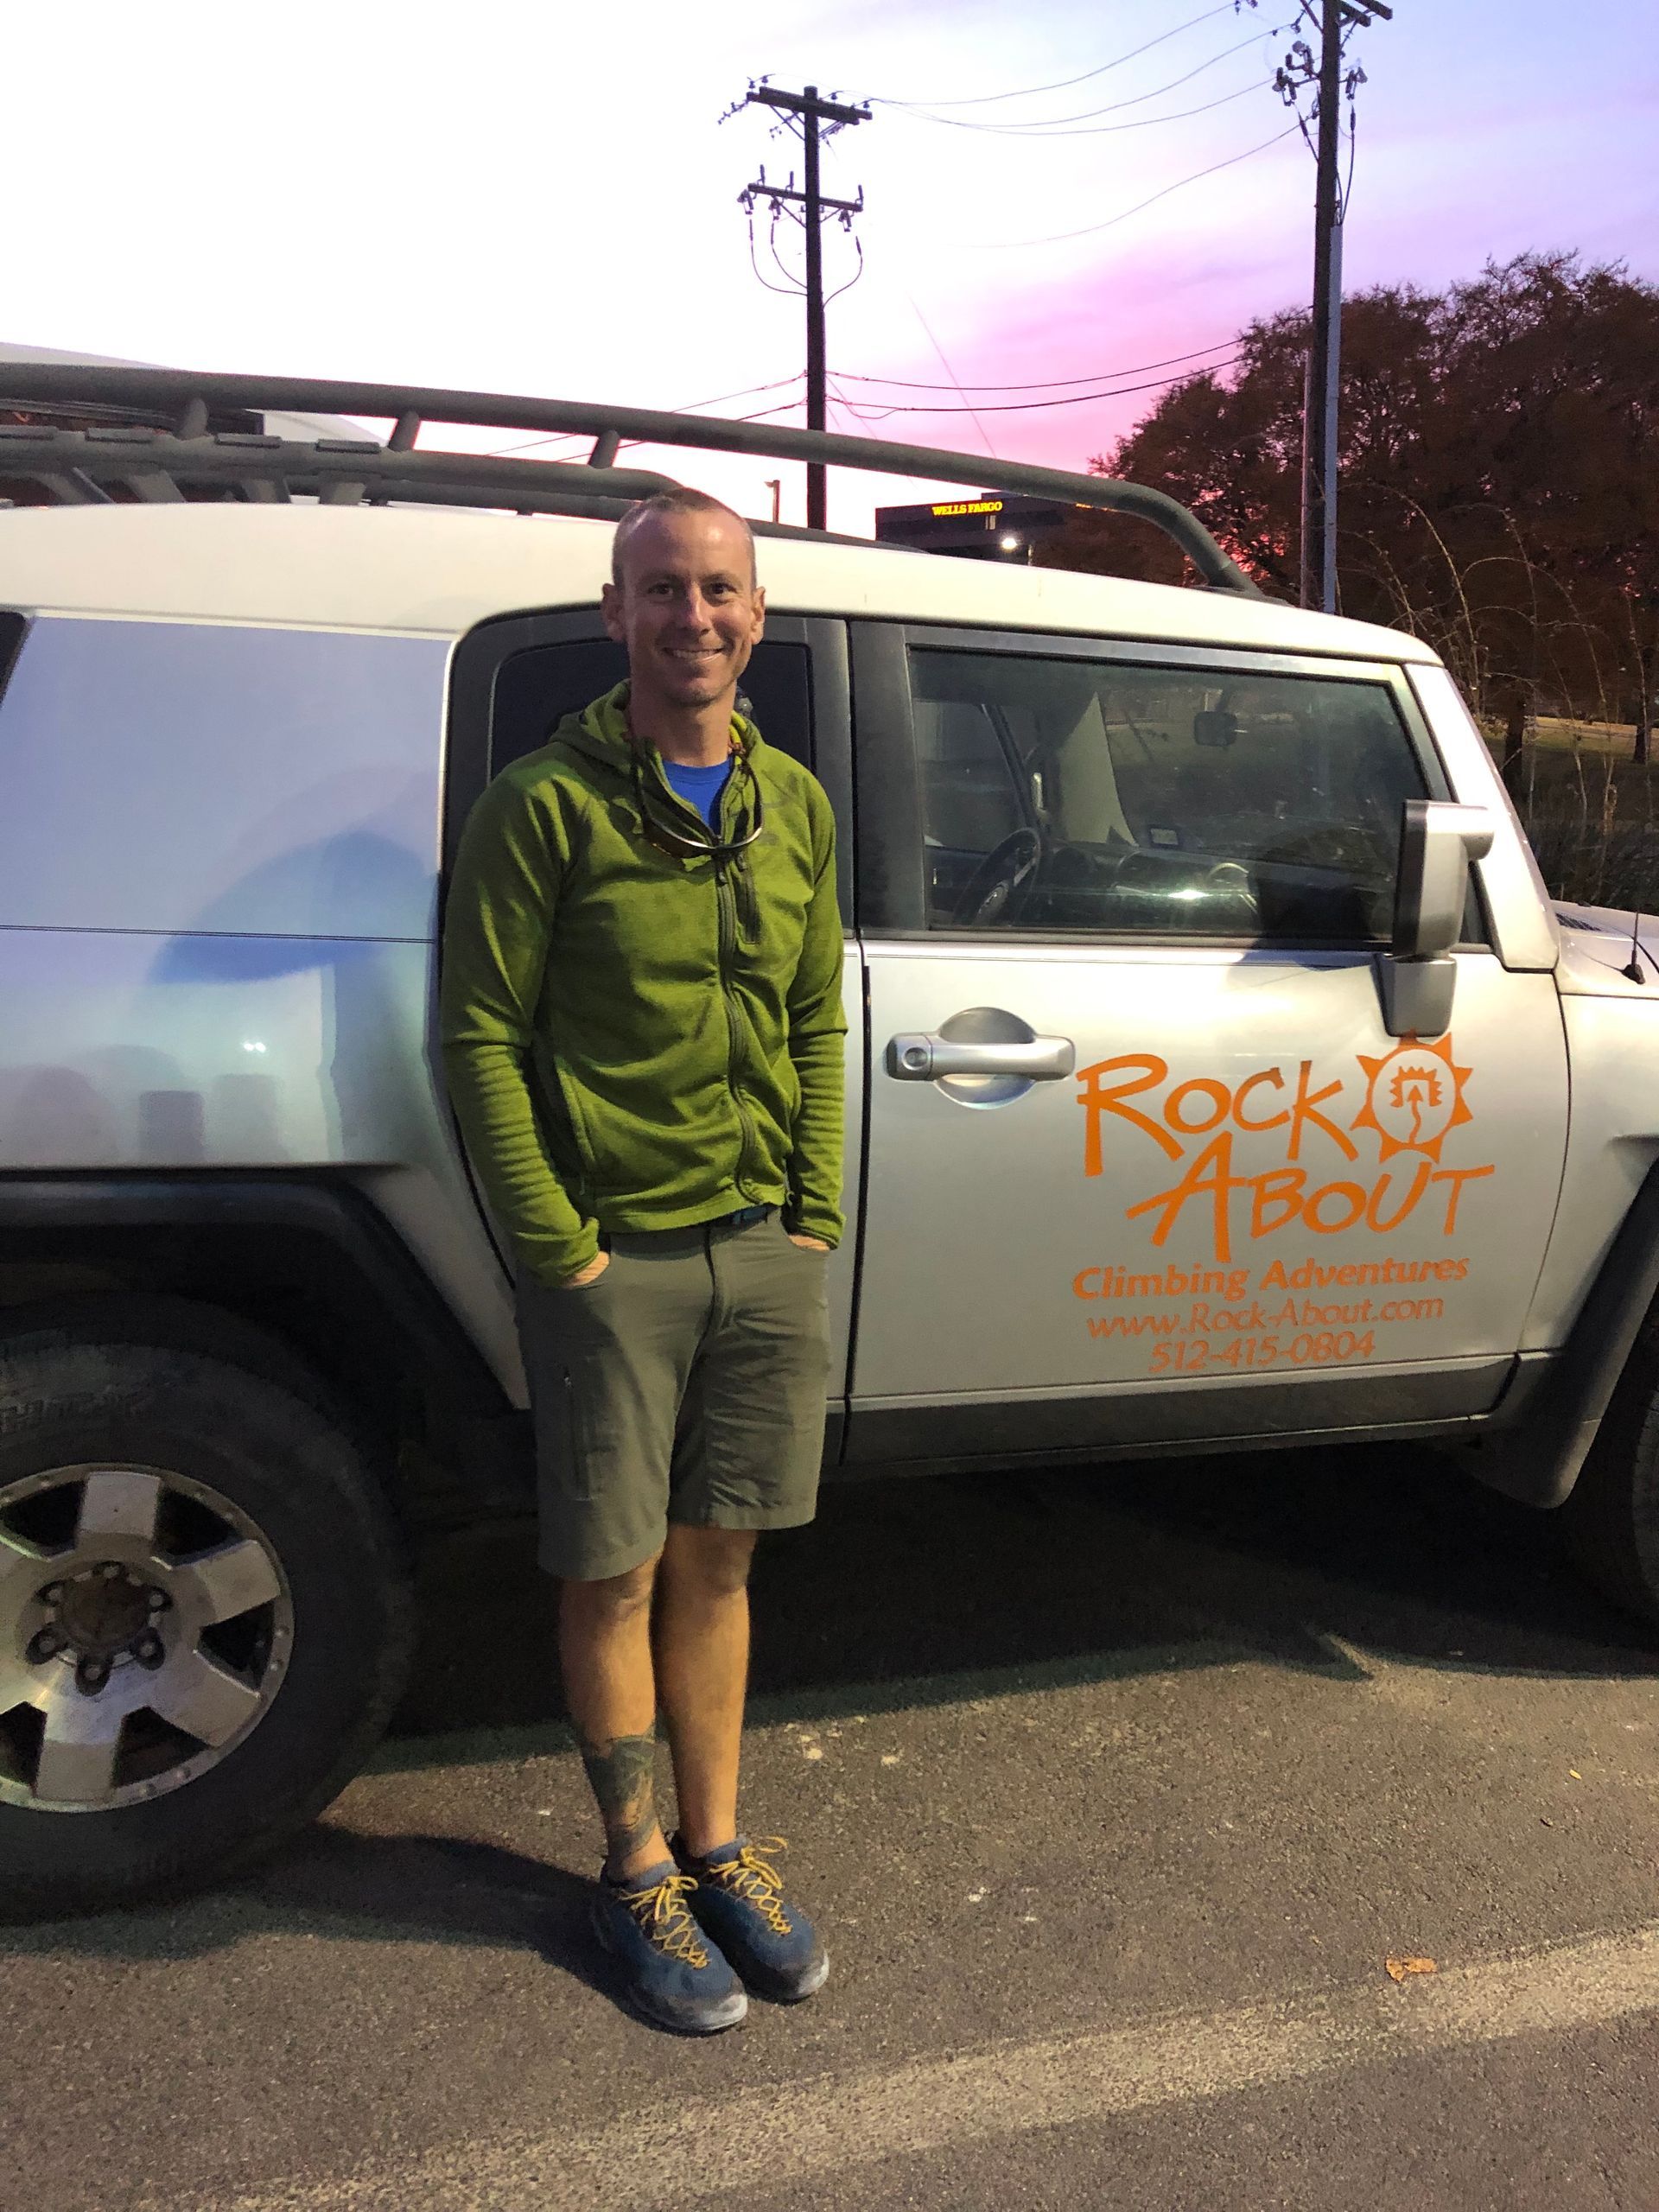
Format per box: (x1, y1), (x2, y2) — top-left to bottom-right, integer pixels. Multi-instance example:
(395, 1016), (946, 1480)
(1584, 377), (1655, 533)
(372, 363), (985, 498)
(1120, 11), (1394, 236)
(590, 1861), (748, 2034)
(672, 1835), (830, 2003)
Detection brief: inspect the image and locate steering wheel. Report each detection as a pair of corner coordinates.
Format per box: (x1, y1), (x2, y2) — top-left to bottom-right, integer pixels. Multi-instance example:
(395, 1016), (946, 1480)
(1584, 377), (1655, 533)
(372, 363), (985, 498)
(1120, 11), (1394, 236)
(950, 828), (1044, 927)
(1196, 856), (1262, 926)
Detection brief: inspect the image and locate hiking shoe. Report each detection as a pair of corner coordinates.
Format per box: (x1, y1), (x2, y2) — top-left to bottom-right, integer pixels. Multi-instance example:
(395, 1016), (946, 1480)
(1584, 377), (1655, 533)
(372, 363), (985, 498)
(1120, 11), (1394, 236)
(590, 1861), (748, 2034)
(671, 1835), (830, 2002)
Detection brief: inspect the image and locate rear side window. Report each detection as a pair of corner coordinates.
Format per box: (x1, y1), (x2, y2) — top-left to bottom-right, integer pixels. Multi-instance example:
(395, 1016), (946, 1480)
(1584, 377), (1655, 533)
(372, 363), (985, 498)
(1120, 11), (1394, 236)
(0, 617), (446, 937)
(912, 648), (1429, 942)
(491, 639), (813, 778)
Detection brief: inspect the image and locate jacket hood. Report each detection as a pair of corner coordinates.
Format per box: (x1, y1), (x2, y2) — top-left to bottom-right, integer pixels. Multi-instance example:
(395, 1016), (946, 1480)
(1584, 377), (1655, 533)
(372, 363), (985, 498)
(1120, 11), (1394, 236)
(554, 681), (764, 776)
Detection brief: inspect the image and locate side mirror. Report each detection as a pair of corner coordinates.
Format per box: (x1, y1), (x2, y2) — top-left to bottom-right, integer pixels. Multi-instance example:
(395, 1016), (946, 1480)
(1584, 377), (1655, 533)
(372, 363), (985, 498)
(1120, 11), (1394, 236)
(1394, 799), (1495, 958)
(1376, 799), (1496, 1036)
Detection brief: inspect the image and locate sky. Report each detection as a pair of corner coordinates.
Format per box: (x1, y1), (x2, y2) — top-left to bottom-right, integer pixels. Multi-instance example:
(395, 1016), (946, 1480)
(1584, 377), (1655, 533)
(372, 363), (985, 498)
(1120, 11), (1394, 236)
(8, 0), (1657, 534)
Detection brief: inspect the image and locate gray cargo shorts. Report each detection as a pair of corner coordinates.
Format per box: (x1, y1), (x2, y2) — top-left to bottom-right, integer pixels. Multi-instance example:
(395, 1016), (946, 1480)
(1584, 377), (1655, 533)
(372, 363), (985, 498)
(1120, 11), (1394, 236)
(515, 1208), (832, 1583)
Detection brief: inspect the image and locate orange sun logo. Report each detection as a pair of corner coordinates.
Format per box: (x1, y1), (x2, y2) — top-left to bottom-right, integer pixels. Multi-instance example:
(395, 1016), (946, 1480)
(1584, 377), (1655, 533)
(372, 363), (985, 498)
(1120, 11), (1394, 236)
(1351, 1033), (1474, 1163)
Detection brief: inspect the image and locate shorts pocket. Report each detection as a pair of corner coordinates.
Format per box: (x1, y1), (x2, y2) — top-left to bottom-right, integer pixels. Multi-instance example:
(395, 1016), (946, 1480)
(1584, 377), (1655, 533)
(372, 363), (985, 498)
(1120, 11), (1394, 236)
(547, 1354), (623, 1503)
(556, 1364), (586, 1485)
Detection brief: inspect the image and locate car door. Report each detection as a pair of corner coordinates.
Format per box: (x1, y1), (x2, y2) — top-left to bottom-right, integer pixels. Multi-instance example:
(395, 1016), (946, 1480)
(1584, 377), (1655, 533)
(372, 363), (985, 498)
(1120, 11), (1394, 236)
(845, 623), (1568, 1465)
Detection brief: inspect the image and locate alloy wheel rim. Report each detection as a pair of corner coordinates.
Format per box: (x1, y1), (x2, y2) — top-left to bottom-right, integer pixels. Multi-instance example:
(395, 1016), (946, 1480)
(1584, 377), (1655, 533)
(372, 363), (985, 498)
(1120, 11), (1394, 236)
(0, 1465), (293, 1812)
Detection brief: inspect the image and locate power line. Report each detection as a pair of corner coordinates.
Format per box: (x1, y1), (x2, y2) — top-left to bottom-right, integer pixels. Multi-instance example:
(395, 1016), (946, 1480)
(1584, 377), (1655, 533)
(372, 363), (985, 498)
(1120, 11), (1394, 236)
(966, 124), (1301, 249)
(486, 376), (804, 458)
(834, 338), (1241, 394)
(869, 3), (1234, 110)
(824, 236), (866, 308)
(898, 25), (1281, 132)
(828, 354), (1243, 417)
(748, 204), (805, 298)
(817, 129), (999, 461)
(678, 375), (804, 412)
(605, 394), (817, 463)
(900, 79), (1264, 142)
(907, 296), (999, 458)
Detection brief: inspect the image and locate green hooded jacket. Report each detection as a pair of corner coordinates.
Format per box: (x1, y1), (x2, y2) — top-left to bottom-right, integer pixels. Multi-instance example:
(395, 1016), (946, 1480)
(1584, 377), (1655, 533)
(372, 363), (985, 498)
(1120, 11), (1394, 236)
(440, 683), (847, 1285)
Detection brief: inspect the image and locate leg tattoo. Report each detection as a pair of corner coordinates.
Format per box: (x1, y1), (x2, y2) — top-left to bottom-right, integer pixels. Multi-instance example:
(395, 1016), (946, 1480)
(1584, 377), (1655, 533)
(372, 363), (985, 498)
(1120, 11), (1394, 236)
(579, 1729), (660, 1874)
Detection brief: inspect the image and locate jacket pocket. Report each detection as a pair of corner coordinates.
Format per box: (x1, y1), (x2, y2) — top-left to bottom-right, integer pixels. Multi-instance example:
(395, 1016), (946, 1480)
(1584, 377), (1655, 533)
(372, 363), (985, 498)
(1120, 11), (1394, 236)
(549, 1054), (601, 1186)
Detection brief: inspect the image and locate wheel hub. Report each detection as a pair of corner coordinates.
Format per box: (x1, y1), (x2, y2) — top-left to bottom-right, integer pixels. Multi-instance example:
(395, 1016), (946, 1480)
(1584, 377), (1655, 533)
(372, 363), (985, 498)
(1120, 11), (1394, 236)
(47, 1564), (159, 1664)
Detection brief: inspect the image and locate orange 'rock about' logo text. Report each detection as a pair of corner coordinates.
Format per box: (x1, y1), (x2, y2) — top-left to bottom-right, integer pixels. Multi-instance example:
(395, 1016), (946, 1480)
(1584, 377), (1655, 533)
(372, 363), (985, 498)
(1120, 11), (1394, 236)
(1076, 1041), (1493, 1264)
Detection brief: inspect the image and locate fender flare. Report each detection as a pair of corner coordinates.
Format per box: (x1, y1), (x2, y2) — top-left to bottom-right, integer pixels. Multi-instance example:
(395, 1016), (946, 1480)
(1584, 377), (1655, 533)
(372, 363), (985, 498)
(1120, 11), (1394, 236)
(1476, 1156), (1659, 1508)
(0, 1172), (520, 1460)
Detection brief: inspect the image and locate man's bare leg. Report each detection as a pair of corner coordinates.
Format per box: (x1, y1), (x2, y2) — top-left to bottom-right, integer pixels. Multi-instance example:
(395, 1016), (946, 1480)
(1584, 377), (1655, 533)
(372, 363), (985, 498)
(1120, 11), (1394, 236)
(560, 1553), (671, 1881)
(654, 1525), (757, 1857)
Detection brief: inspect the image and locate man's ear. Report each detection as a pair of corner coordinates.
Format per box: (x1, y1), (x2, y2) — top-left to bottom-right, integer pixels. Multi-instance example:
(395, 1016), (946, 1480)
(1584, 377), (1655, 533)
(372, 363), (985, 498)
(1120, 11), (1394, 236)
(601, 581), (626, 642)
(750, 583), (766, 642)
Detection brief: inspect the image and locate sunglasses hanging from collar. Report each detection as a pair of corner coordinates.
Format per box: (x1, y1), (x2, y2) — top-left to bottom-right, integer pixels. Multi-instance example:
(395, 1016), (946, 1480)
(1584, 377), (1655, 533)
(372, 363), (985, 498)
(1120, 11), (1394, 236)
(629, 745), (766, 864)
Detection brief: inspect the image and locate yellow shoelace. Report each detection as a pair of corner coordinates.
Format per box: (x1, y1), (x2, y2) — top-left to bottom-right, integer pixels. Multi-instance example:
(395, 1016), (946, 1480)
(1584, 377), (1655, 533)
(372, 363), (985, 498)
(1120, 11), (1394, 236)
(702, 1838), (795, 1937)
(616, 1870), (709, 1967)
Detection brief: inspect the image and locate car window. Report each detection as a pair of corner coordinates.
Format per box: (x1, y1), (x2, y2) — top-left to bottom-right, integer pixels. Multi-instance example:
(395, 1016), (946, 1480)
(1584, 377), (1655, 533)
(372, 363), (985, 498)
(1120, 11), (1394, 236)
(910, 647), (1430, 942)
(491, 638), (812, 777)
(915, 696), (1025, 857)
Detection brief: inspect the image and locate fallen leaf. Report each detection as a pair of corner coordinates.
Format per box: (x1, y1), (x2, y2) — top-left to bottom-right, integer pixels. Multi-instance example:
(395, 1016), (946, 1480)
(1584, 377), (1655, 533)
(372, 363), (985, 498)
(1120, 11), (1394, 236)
(1569, 1770), (1583, 1780)
(1385, 1955), (1438, 1982)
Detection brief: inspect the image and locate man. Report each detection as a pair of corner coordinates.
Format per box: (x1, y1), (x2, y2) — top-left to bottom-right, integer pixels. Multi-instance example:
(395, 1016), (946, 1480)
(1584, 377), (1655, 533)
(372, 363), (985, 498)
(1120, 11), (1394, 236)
(441, 487), (845, 2034)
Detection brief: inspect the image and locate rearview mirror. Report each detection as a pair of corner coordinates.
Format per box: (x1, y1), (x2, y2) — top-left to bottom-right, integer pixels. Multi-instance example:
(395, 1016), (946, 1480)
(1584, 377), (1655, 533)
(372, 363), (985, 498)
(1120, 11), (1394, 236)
(1376, 800), (1496, 1036)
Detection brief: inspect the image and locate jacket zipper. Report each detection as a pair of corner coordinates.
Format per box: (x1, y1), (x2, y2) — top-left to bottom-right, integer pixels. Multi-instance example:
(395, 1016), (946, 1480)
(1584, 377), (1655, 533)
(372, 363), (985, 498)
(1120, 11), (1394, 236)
(640, 744), (761, 1199)
(715, 852), (761, 1196)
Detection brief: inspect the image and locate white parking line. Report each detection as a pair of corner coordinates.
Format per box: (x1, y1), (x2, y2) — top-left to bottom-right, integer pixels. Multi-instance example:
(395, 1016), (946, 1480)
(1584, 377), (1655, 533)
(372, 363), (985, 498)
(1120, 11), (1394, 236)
(203, 1923), (1659, 2212)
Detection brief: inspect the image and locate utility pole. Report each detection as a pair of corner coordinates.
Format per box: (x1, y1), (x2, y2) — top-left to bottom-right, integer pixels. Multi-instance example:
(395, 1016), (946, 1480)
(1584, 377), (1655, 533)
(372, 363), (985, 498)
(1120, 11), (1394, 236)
(738, 82), (869, 531)
(1303, 0), (1344, 615)
(1281, 0), (1389, 613)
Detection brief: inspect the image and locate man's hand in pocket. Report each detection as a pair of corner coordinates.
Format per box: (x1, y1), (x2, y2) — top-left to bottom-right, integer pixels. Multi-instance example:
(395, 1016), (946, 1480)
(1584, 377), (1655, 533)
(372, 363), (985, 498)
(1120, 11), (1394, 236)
(559, 1251), (612, 1287)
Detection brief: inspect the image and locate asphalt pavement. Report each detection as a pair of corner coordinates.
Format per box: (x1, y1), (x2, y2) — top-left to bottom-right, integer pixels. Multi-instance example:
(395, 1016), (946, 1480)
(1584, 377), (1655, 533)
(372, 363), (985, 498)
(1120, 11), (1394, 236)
(5, 1440), (1659, 2211)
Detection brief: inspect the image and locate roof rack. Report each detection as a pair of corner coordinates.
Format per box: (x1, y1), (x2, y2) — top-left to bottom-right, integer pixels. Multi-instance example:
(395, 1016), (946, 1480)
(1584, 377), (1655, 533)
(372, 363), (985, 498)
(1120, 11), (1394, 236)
(0, 362), (1262, 598)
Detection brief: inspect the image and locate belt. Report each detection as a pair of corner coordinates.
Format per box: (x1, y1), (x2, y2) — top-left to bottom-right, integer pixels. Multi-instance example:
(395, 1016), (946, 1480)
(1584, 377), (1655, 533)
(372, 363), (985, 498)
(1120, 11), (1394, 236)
(710, 1203), (774, 1229)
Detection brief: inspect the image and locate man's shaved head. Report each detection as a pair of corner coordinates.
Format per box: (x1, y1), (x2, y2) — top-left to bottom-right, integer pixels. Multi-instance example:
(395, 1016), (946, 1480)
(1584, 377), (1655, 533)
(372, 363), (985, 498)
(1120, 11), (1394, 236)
(601, 490), (767, 725)
(612, 487), (757, 589)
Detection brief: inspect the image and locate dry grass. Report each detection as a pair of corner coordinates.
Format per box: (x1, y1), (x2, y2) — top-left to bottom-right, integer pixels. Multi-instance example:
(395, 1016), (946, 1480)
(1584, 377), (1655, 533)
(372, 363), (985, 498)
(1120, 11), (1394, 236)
(1526, 716), (1643, 756)
(1480, 721), (1659, 912)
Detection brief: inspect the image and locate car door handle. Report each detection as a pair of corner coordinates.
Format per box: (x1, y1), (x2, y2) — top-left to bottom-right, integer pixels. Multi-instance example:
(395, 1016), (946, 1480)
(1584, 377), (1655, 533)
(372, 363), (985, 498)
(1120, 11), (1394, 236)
(886, 1033), (1077, 1081)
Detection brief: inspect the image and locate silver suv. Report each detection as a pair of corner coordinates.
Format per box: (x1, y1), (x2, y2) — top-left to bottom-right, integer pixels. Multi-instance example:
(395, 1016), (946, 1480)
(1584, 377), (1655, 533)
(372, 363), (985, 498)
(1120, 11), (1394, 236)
(2, 364), (1656, 1921)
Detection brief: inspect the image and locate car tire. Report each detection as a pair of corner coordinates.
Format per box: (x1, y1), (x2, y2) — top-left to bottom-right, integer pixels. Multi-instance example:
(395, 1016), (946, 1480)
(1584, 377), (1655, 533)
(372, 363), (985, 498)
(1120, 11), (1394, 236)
(0, 1310), (413, 1920)
(1560, 1312), (1659, 1634)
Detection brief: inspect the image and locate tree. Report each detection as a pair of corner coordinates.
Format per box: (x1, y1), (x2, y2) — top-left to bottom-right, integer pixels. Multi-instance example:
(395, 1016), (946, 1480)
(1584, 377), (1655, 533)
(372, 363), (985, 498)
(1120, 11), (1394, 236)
(1043, 255), (1659, 766)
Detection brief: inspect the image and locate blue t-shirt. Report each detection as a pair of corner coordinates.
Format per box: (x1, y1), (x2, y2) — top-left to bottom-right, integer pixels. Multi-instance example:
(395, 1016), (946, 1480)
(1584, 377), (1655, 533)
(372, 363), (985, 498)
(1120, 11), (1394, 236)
(661, 756), (733, 829)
